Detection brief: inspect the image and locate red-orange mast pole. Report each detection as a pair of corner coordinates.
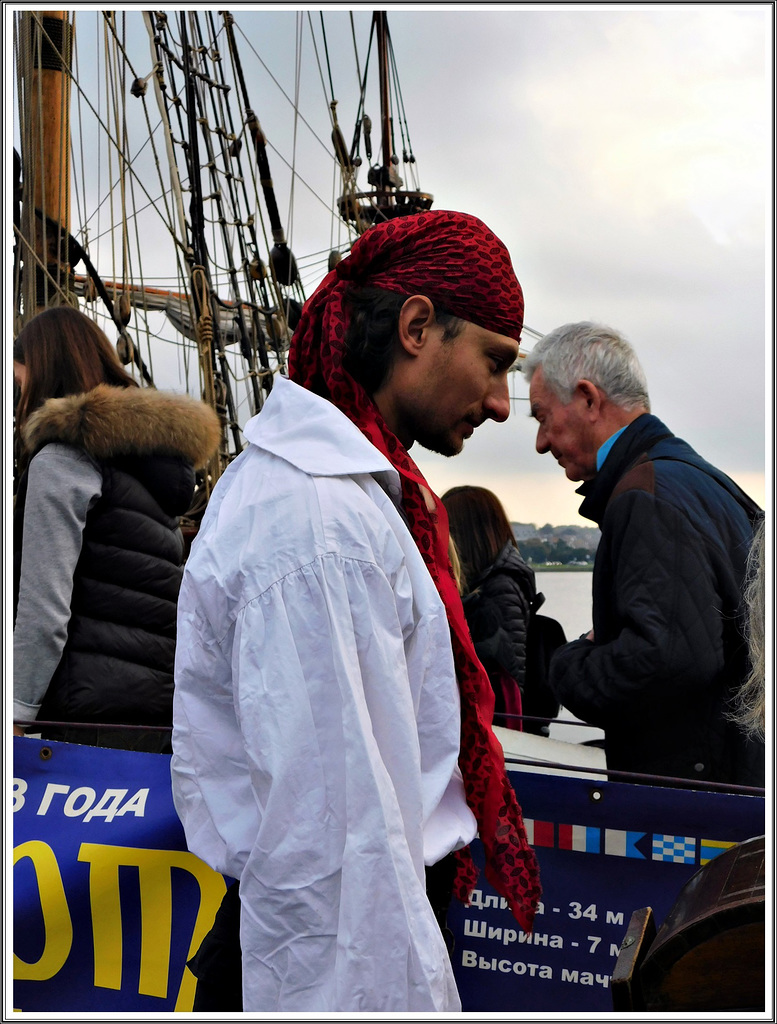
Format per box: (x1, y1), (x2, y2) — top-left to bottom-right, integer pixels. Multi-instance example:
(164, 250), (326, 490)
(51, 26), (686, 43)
(25, 10), (72, 316)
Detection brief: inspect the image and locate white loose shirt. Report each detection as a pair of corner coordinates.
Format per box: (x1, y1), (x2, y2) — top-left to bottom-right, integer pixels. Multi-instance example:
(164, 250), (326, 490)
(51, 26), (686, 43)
(171, 375), (475, 1012)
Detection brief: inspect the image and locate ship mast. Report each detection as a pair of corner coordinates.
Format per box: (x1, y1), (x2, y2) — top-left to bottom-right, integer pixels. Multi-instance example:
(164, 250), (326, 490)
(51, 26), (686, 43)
(16, 10), (73, 322)
(375, 10), (395, 209)
(336, 10), (433, 232)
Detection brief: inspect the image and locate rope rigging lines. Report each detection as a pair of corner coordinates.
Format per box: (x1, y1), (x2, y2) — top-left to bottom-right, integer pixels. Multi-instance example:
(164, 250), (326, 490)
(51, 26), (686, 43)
(13, 10), (440, 469)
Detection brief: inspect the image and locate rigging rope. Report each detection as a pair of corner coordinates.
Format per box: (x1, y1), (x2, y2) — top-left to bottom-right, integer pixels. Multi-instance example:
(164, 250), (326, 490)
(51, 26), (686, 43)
(17, 5), (188, 329)
(387, 32), (420, 191)
(288, 14), (303, 258)
(212, 13), (289, 393)
(318, 12), (336, 106)
(349, 13), (364, 92)
(349, 16), (376, 165)
(309, 12), (365, 244)
(191, 265), (223, 494)
(71, 12), (90, 293)
(142, 13), (190, 258)
(221, 11), (306, 364)
(233, 20), (334, 161)
(193, 11), (263, 412)
(192, 266), (216, 411)
(220, 15), (290, 346)
(16, 9), (413, 458)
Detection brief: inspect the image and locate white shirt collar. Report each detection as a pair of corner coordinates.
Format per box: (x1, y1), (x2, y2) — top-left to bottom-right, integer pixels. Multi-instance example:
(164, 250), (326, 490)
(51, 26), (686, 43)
(244, 374), (399, 482)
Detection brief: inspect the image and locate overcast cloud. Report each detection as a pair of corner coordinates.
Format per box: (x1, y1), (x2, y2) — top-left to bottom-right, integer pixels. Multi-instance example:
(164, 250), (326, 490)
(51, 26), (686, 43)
(11, 5), (768, 526)
(359, 5), (770, 524)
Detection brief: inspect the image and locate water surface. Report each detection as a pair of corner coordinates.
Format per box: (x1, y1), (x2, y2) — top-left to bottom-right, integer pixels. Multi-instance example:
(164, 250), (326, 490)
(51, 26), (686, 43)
(533, 570), (603, 745)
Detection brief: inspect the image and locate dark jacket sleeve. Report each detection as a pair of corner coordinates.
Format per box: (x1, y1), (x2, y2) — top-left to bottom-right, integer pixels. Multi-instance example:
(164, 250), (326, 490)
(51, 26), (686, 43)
(549, 488), (726, 728)
(464, 569), (532, 690)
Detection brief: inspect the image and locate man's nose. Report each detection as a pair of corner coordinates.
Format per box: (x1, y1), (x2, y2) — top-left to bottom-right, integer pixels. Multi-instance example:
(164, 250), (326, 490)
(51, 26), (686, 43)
(535, 424), (550, 454)
(484, 379), (511, 423)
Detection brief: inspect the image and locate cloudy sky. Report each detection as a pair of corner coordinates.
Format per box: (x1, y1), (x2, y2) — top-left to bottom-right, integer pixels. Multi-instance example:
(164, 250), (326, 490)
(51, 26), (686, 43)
(199, 4), (772, 526)
(12, 5), (770, 526)
(343, 4), (770, 526)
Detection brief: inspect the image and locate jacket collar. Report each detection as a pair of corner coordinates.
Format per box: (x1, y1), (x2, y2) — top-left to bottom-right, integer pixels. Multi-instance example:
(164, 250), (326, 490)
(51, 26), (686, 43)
(492, 541), (527, 575)
(576, 413), (674, 525)
(469, 541), (536, 595)
(244, 375), (399, 485)
(22, 384), (221, 468)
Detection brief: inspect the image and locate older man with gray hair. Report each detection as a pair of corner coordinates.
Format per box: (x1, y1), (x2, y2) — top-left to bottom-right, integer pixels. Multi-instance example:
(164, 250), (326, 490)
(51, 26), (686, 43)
(524, 321), (764, 786)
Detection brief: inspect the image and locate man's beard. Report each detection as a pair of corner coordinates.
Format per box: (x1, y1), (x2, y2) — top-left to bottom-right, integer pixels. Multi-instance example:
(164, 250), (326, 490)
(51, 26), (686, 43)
(404, 413), (464, 458)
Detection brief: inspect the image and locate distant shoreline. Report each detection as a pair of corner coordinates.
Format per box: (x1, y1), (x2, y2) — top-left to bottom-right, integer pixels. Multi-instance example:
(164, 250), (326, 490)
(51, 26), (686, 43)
(530, 564), (593, 572)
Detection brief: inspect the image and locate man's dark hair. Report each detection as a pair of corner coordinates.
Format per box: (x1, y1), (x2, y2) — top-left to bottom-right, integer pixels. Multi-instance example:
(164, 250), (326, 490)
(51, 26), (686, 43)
(343, 287), (465, 395)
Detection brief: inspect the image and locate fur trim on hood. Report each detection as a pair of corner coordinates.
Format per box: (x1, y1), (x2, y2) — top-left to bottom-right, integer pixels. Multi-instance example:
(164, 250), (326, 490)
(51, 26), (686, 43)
(22, 385), (222, 470)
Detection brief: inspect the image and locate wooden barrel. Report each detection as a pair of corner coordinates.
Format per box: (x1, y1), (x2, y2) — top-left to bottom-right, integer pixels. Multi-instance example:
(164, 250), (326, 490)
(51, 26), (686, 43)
(639, 834), (765, 1011)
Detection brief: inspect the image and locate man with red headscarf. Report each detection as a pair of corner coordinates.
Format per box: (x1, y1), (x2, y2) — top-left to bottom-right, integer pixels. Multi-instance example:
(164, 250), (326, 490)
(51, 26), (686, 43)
(171, 210), (540, 1012)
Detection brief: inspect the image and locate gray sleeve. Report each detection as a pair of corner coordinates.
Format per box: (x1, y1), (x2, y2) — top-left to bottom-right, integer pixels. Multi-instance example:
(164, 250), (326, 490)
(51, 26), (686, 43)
(13, 444), (103, 722)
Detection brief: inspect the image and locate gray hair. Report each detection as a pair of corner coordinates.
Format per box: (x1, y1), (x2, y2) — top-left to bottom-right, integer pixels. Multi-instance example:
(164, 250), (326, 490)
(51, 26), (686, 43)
(730, 518), (765, 740)
(523, 321), (650, 412)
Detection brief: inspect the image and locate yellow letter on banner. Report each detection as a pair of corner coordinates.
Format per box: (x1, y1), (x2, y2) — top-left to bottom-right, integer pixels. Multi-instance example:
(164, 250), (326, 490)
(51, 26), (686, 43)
(14, 841), (74, 980)
(78, 844), (226, 1010)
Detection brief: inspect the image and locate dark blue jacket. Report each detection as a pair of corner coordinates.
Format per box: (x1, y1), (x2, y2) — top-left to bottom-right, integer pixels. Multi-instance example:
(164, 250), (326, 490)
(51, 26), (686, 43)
(549, 414), (763, 786)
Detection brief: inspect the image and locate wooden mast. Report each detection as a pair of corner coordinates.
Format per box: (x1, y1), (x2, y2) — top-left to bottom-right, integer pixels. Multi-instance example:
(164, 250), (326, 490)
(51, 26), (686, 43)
(375, 10), (394, 210)
(336, 9), (433, 232)
(20, 10), (73, 319)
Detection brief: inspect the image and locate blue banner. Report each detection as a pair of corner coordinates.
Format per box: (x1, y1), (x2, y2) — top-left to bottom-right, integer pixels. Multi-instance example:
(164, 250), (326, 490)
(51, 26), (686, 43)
(13, 738), (764, 1013)
(13, 737), (226, 1013)
(449, 766), (765, 1012)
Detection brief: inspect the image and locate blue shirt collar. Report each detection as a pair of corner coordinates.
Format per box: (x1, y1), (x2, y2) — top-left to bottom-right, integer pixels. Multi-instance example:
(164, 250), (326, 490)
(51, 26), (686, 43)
(596, 426), (628, 472)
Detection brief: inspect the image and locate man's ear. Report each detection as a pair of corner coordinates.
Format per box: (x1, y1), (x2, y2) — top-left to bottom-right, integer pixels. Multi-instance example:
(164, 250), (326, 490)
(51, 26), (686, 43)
(397, 295), (437, 357)
(576, 379), (604, 418)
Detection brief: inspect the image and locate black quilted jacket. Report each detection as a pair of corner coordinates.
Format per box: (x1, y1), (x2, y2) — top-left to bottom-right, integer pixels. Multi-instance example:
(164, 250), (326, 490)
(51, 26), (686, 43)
(15, 385), (220, 734)
(463, 543), (534, 687)
(549, 414), (764, 786)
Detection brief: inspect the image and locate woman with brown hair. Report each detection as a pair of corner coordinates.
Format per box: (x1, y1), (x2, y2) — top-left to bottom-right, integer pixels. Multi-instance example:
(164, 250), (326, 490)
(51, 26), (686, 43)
(442, 485), (560, 734)
(13, 305), (220, 749)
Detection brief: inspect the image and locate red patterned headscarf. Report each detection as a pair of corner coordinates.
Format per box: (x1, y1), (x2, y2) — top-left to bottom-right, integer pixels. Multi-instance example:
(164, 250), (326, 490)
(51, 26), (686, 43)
(289, 210), (540, 933)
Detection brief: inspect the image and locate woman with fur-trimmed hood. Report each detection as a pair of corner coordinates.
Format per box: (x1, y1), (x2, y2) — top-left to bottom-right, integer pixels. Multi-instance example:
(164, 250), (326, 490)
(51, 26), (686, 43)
(13, 306), (221, 750)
